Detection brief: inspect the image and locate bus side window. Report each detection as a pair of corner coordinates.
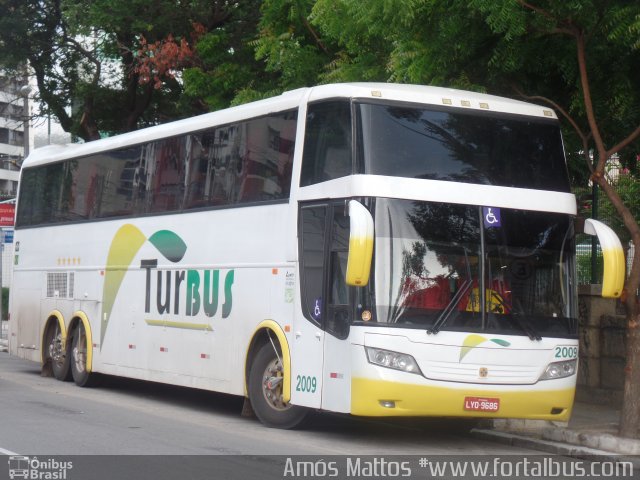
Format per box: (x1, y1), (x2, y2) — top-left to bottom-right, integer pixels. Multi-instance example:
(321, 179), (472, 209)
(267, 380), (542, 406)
(326, 207), (351, 339)
(149, 137), (187, 213)
(300, 101), (352, 187)
(300, 205), (328, 325)
(184, 110), (297, 209)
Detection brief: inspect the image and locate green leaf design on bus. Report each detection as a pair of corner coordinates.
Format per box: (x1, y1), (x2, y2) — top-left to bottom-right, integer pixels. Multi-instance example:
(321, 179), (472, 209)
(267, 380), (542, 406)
(149, 230), (187, 263)
(100, 225), (188, 348)
(490, 338), (511, 347)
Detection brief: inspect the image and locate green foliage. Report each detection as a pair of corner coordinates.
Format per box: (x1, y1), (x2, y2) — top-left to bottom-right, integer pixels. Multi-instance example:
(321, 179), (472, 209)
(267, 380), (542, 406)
(254, 0), (329, 87)
(598, 172), (640, 245)
(181, 0), (268, 111)
(0, 0), (239, 140)
(3, 0), (638, 180)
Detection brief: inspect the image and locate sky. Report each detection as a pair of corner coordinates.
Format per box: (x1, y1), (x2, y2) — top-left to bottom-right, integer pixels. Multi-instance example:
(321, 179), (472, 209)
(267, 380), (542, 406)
(32, 112), (72, 148)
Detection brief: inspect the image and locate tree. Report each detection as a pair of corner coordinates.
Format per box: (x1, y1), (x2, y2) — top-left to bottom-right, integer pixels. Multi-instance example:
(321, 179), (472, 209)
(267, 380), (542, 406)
(182, 0), (338, 107)
(180, 0), (271, 110)
(0, 0), (237, 141)
(308, 0), (640, 437)
(185, 0), (387, 105)
(2, 0), (637, 434)
(465, 0), (640, 439)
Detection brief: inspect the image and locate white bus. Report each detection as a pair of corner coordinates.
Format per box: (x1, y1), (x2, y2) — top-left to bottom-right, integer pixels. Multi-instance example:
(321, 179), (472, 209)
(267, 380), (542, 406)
(9, 83), (625, 428)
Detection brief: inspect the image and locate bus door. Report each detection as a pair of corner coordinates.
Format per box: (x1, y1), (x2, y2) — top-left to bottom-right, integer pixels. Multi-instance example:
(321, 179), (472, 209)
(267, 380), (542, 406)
(296, 202), (353, 412)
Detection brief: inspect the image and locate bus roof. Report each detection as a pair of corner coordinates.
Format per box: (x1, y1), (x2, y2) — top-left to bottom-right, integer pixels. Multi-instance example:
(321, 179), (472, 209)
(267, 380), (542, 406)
(22, 83), (557, 168)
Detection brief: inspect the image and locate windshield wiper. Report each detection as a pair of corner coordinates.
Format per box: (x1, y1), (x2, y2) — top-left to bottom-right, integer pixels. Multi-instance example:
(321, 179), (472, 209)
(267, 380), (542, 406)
(489, 292), (542, 341)
(427, 279), (472, 335)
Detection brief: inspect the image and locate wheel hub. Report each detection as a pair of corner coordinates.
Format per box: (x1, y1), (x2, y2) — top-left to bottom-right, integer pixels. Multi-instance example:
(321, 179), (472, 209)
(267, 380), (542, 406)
(49, 333), (64, 364)
(261, 358), (289, 411)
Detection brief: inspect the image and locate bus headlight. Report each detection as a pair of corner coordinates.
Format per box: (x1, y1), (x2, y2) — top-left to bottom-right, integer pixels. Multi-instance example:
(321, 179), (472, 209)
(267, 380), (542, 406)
(539, 359), (577, 380)
(365, 347), (422, 375)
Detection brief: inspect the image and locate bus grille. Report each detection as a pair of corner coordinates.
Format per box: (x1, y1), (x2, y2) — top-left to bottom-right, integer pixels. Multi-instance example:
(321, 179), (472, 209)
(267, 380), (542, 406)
(424, 361), (541, 384)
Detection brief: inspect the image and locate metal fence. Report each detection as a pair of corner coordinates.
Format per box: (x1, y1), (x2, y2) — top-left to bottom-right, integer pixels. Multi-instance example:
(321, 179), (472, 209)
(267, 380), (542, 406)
(576, 159), (638, 286)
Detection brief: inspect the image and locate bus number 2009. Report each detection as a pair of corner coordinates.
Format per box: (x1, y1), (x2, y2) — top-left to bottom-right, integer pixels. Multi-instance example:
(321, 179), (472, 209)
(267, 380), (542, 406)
(555, 346), (578, 359)
(296, 375), (317, 393)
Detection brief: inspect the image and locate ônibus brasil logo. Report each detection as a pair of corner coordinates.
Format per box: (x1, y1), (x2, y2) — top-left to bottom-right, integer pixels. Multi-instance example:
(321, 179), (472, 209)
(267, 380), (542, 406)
(8, 456), (72, 480)
(100, 224), (234, 347)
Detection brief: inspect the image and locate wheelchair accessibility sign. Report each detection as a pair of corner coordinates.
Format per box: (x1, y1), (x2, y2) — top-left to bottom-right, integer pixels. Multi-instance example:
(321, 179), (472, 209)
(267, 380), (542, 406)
(483, 207), (501, 228)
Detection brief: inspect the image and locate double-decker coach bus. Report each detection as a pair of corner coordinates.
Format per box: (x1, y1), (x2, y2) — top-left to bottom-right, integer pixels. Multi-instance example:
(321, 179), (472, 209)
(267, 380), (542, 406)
(9, 83), (625, 428)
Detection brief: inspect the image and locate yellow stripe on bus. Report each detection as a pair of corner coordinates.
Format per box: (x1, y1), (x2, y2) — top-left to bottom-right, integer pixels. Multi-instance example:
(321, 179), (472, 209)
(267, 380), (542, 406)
(351, 377), (574, 421)
(248, 320), (292, 404)
(41, 310), (66, 366)
(73, 311), (94, 373)
(145, 319), (213, 331)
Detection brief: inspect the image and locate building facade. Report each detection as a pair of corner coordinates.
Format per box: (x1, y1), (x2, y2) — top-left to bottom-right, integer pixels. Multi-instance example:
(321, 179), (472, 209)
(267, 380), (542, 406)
(0, 72), (30, 290)
(0, 73), (31, 199)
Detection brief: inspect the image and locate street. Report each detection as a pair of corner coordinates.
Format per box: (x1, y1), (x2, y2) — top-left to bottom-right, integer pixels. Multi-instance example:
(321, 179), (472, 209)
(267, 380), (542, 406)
(0, 350), (546, 478)
(2, 351), (635, 480)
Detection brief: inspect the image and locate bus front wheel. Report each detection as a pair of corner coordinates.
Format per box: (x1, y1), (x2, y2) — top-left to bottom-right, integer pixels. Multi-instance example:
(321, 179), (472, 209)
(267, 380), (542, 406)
(248, 342), (307, 429)
(70, 323), (100, 388)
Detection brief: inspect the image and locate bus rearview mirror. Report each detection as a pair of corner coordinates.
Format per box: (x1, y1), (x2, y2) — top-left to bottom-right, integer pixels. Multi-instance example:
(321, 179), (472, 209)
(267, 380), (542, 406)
(346, 200), (374, 287)
(583, 218), (625, 298)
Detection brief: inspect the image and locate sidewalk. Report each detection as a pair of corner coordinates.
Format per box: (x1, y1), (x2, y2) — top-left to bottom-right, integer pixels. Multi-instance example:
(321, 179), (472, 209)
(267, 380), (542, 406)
(473, 402), (640, 460)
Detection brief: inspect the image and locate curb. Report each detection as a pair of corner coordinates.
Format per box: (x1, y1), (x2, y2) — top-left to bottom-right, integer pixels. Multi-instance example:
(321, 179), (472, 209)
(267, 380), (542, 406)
(471, 429), (640, 466)
(541, 427), (640, 456)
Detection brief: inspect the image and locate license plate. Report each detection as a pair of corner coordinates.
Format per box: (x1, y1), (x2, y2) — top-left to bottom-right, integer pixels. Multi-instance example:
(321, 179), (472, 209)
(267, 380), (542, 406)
(463, 396), (500, 412)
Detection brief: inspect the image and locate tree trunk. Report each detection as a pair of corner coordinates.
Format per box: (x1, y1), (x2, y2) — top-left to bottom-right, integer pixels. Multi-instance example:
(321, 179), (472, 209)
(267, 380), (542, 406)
(619, 232), (640, 438)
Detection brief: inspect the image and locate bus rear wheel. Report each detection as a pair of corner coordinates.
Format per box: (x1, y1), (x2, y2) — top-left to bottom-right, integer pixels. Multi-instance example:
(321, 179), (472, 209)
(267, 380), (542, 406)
(248, 342), (307, 429)
(46, 322), (71, 381)
(70, 323), (100, 387)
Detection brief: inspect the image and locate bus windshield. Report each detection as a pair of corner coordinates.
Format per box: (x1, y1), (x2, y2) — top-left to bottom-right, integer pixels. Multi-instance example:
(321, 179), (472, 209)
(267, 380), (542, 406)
(361, 198), (577, 338)
(356, 101), (571, 192)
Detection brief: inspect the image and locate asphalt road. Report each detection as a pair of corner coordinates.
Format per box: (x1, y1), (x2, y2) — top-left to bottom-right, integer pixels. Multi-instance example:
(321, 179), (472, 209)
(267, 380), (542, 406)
(0, 351), (542, 479)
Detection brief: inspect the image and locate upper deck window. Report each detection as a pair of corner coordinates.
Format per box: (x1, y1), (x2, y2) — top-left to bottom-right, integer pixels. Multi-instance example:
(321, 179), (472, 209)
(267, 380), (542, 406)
(356, 102), (571, 192)
(300, 101), (353, 186)
(16, 109), (297, 228)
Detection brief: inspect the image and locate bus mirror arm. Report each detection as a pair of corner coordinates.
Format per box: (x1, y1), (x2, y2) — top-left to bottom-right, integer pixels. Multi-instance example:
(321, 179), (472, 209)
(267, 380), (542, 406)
(345, 200), (374, 287)
(583, 218), (625, 298)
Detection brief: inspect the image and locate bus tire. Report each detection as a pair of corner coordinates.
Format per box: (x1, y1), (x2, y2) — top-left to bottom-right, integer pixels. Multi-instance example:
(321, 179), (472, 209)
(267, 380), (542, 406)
(45, 321), (71, 381)
(248, 342), (307, 429)
(70, 323), (100, 388)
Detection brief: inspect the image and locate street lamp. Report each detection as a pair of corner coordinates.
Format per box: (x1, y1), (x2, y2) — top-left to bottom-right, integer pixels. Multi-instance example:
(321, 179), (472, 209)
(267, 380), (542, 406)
(18, 84), (32, 159)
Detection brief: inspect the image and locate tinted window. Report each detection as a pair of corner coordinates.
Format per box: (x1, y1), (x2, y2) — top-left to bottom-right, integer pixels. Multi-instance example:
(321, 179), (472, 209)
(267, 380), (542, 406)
(299, 202), (352, 338)
(16, 109), (297, 228)
(17, 163), (66, 225)
(357, 102), (570, 192)
(326, 206), (351, 338)
(185, 112), (297, 209)
(149, 138), (187, 213)
(299, 205), (327, 324)
(300, 101), (352, 186)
